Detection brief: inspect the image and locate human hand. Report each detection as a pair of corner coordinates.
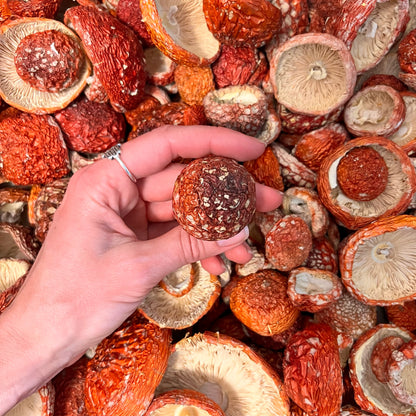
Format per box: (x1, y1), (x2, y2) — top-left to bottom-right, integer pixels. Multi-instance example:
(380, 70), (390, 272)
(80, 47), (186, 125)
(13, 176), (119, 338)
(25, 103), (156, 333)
(0, 125), (282, 411)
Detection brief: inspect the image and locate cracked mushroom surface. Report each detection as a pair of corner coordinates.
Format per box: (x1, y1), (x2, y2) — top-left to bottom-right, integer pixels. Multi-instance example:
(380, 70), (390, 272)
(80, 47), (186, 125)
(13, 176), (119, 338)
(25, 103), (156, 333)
(340, 215), (416, 306)
(138, 262), (221, 329)
(155, 332), (290, 416)
(140, 0), (220, 66)
(317, 136), (416, 229)
(349, 324), (416, 416)
(269, 32), (357, 116)
(0, 17), (91, 114)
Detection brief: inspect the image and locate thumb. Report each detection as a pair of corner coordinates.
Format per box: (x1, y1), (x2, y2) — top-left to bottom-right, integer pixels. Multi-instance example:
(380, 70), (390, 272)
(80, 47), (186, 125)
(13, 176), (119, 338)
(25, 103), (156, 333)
(140, 225), (250, 277)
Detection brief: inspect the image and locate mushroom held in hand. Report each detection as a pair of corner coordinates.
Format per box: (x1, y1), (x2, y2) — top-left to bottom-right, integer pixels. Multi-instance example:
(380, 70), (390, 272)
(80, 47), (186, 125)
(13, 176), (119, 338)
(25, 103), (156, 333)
(156, 332), (291, 415)
(0, 18), (91, 114)
(172, 156), (256, 241)
(340, 215), (416, 306)
(269, 33), (357, 116)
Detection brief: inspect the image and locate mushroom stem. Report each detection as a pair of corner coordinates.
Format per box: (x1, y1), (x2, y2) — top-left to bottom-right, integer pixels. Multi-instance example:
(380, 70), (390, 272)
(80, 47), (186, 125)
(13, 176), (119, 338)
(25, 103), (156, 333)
(372, 242), (395, 263)
(308, 61), (327, 80)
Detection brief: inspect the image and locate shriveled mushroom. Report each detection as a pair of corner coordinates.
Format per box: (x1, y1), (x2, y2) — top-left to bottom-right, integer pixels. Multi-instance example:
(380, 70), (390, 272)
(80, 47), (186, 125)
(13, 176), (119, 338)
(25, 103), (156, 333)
(156, 332), (291, 415)
(317, 136), (416, 229)
(144, 389), (226, 416)
(139, 262), (221, 329)
(269, 33), (357, 116)
(340, 215), (416, 306)
(0, 17), (91, 114)
(343, 85), (406, 137)
(0, 223), (39, 261)
(140, 0), (220, 66)
(349, 324), (416, 416)
(64, 5), (146, 112)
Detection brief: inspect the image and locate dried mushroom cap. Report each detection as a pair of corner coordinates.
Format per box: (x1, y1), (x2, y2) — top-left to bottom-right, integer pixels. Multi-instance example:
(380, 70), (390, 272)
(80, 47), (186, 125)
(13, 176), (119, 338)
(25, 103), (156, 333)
(269, 33), (357, 116)
(343, 85), (406, 137)
(389, 92), (416, 154)
(287, 267), (342, 313)
(229, 269), (300, 336)
(349, 324), (416, 416)
(85, 312), (171, 416)
(350, 0), (410, 74)
(144, 389), (226, 416)
(139, 262), (221, 329)
(340, 215), (416, 306)
(140, 0), (220, 66)
(203, 85), (268, 137)
(317, 136), (416, 229)
(0, 258), (30, 292)
(0, 223), (39, 261)
(156, 332), (290, 416)
(0, 18), (91, 114)
(144, 46), (176, 86)
(6, 383), (54, 416)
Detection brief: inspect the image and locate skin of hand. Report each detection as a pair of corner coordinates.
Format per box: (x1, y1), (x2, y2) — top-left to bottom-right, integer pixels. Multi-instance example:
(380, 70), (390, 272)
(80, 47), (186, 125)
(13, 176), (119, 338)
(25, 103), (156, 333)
(0, 125), (283, 413)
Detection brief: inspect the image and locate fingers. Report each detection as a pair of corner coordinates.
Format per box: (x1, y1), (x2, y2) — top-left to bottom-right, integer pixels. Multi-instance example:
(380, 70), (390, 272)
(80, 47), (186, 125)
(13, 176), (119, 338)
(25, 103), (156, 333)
(256, 184), (283, 212)
(121, 125), (266, 180)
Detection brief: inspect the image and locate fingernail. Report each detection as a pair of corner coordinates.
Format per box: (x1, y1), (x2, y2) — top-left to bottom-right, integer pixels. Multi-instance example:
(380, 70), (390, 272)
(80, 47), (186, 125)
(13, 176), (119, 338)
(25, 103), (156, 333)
(217, 226), (249, 247)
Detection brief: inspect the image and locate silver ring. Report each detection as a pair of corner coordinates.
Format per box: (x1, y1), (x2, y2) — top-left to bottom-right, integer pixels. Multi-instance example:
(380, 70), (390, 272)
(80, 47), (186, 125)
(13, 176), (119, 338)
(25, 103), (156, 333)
(102, 144), (137, 183)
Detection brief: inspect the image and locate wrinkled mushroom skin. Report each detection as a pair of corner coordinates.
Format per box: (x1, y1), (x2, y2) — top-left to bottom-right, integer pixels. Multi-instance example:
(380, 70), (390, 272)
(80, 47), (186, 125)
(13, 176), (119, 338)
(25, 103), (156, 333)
(64, 6), (146, 112)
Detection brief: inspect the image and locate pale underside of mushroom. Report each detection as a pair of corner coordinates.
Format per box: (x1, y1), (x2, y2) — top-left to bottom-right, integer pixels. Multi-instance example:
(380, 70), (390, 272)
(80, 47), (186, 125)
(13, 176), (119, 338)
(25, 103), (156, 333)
(345, 90), (395, 132)
(0, 258), (30, 292)
(149, 405), (212, 416)
(156, 334), (288, 416)
(294, 272), (334, 295)
(350, 0), (400, 73)
(139, 262), (220, 328)
(275, 43), (348, 115)
(351, 228), (416, 301)
(0, 230), (29, 260)
(5, 388), (50, 416)
(155, 0), (219, 60)
(328, 145), (410, 218)
(389, 95), (416, 147)
(0, 19), (90, 113)
(353, 326), (416, 414)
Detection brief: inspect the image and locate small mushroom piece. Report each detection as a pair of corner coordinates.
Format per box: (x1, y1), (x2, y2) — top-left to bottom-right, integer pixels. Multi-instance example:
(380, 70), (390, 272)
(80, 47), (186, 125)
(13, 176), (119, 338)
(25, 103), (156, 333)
(54, 95), (126, 154)
(6, 383), (54, 416)
(389, 91), (416, 155)
(85, 311), (171, 416)
(269, 33), (357, 116)
(229, 269), (300, 336)
(203, 84), (269, 138)
(287, 267), (342, 313)
(349, 0), (409, 74)
(387, 339), (416, 406)
(138, 262), (221, 329)
(0, 17), (91, 114)
(140, 0), (220, 67)
(317, 136), (416, 229)
(156, 332), (291, 416)
(0, 186), (30, 224)
(0, 223), (39, 261)
(282, 186), (329, 239)
(144, 389), (226, 416)
(349, 324), (416, 416)
(0, 258), (30, 292)
(64, 5), (146, 112)
(314, 288), (377, 341)
(0, 108), (70, 186)
(339, 215), (416, 306)
(202, 0), (281, 48)
(343, 85), (406, 137)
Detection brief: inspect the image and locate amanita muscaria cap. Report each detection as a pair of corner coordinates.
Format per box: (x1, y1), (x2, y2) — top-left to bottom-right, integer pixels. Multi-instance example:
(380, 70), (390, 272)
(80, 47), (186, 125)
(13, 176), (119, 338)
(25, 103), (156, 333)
(138, 261), (221, 329)
(156, 331), (291, 415)
(317, 136), (416, 229)
(349, 324), (416, 416)
(340, 215), (416, 306)
(0, 17), (91, 114)
(269, 32), (357, 116)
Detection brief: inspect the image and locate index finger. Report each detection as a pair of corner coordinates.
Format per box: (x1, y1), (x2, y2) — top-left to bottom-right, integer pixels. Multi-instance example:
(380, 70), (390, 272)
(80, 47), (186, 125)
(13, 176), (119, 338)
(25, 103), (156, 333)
(121, 125), (266, 179)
